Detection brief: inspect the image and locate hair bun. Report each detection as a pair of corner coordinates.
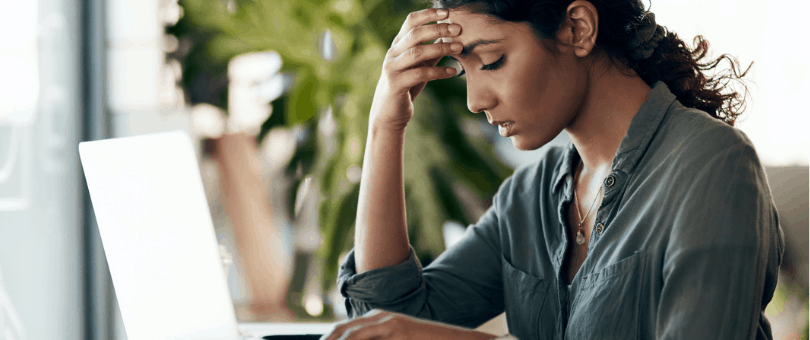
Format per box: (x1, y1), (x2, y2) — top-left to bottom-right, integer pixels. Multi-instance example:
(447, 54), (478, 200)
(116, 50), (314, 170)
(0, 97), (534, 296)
(626, 12), (666, 60)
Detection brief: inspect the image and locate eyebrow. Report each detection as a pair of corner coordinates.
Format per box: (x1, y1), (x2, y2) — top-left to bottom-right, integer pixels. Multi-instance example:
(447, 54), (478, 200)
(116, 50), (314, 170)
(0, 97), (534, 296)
(454, 38), (504, 58)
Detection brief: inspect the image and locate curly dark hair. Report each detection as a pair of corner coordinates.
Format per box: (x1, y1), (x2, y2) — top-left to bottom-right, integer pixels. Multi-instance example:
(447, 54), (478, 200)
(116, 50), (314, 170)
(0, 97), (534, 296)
(429, 0), (751, 126)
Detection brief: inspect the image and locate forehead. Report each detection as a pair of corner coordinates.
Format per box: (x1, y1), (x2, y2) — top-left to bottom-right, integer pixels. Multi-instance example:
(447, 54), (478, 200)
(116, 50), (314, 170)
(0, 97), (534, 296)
(438, 9), (508, 44)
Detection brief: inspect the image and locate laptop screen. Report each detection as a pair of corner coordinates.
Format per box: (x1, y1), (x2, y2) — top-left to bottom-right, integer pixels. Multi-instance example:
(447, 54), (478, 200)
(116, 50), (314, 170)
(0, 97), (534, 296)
(80, 131), (241, 340)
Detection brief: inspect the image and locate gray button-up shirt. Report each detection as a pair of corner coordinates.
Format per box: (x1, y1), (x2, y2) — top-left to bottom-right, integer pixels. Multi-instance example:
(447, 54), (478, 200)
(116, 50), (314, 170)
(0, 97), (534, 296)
(337, 82), (784, 340)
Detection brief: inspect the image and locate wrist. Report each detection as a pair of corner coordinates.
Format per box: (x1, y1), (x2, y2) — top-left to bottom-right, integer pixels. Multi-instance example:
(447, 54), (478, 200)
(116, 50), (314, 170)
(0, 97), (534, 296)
(369, 121), (408, 140)
(369, 117), (408, 135)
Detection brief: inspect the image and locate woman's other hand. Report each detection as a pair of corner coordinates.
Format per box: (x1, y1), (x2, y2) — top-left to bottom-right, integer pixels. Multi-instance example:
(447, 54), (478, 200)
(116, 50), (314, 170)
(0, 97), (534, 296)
(319, 310), (494, 340)
(370, 8), (463, 132)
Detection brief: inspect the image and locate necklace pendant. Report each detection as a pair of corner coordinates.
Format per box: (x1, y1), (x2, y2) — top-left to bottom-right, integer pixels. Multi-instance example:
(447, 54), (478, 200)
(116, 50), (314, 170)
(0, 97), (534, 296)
(576, 230), (585, 245)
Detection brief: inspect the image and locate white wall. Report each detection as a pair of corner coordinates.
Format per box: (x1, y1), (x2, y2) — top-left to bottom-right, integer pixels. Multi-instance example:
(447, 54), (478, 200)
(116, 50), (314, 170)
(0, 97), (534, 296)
(654, 0), (810, 166)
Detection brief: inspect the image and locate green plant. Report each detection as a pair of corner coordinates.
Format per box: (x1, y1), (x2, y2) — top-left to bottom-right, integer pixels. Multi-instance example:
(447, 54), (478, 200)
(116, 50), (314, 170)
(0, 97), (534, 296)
(171, 0), (512, 292)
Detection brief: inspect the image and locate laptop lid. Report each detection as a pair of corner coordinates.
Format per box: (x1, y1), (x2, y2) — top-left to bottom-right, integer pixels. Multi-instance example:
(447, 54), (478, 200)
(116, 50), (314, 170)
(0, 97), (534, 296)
(80, 131), (240, 340)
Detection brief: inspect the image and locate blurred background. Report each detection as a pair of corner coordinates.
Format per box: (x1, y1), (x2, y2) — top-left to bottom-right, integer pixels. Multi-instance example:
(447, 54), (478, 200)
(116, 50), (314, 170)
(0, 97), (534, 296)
(0, 0), (806, 339)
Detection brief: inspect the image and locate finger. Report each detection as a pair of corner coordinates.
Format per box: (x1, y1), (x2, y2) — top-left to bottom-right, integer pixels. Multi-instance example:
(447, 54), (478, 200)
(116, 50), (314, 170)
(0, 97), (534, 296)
(339, 317), (396, 340)
(394, 8), (449, 44)
(405, 56), (445, 99)
(420, 52), (445, 69)
(387, 41), (462, 73)
(320, 310), (390, 340)
(391, 22), (460, 57)
(396, 66), (458, 94)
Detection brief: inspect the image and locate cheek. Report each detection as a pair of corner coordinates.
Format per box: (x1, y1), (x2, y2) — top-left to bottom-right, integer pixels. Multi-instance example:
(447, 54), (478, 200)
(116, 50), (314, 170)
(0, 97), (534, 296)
(508, 57), (584, 150)
(508, 59), (568, 124)
(530, 57), (586, 121)
(495, 60), (551, 117)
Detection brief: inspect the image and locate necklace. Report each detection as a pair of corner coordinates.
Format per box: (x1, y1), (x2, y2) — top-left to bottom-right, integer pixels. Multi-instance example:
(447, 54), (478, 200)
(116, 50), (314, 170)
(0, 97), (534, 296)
(572, 164), (603, 245)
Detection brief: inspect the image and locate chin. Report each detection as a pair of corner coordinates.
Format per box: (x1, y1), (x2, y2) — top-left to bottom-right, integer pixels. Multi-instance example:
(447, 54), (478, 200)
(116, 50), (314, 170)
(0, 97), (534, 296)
(510, 134), (553, 151)
(510, 136), (541, 151)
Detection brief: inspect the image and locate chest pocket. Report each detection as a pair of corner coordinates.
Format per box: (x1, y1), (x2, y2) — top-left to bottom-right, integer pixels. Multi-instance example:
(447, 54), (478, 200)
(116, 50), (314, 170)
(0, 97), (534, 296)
(502, 256), (549, 340)
(566, 250), (646, 340)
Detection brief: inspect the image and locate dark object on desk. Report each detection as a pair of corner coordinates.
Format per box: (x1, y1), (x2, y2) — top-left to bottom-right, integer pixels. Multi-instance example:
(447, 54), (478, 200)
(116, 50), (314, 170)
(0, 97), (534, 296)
(263, 335), (323, 340)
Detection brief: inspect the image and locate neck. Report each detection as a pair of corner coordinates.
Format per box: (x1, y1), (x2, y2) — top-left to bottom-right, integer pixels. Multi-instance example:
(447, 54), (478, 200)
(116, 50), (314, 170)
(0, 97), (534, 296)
(565, 60), (652, 179)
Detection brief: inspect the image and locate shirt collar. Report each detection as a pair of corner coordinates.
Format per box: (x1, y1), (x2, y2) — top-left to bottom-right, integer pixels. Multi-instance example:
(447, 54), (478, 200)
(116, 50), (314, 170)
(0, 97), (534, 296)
(553, 142), (578, 194)
(552, 81), (677, 194)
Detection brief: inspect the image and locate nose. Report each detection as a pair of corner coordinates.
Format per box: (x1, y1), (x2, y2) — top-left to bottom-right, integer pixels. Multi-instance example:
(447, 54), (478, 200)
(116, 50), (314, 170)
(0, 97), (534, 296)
(466, 77), (497, 115)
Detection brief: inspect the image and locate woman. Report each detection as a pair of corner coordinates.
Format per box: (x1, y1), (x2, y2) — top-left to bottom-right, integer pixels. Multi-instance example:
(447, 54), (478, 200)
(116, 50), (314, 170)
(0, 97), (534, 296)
(322, 0), (784, 339)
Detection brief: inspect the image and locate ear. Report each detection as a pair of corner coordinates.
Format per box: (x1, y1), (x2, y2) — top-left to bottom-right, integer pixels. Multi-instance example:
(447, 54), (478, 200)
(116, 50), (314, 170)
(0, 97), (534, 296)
(556, 1), (598, 58)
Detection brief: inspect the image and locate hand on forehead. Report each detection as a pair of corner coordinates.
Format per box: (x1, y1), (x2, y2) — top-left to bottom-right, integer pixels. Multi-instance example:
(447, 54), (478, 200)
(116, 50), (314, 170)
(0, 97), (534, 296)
(437, 9), (474, 44)
(438, 14), (454, 43)
(436, 9), (510, 45)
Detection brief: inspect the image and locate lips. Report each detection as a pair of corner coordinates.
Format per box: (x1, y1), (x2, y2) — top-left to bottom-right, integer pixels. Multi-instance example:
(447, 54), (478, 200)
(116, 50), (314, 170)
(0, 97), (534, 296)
(492, 120), (515, 137)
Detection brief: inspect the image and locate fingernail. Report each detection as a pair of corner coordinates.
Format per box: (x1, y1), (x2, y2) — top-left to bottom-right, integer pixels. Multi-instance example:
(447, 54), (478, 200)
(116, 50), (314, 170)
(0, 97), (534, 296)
(450, 43), (462, 52)
(448, 24), (459, 35)
(447, 67), (457, 75)
(437, 9), (448, 17)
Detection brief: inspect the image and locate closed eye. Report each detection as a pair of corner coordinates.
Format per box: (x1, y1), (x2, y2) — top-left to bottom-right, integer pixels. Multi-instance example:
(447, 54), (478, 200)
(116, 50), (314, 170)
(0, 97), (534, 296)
(447, 55), (505, 77)
(481, 54), (505, 71)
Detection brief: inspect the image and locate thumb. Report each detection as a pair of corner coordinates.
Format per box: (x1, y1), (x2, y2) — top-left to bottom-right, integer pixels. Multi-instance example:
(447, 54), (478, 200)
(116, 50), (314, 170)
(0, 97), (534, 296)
(408, 56), (444, 100)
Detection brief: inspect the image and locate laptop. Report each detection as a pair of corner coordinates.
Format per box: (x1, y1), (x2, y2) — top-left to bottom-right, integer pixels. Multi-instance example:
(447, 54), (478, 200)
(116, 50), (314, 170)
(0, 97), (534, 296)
(79, 130), (329, 340)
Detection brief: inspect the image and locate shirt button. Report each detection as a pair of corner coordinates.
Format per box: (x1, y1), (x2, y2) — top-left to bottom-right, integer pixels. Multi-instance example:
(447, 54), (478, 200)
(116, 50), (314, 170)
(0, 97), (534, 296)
(595, 223), (604, 234)
(604, 175), (616, 188)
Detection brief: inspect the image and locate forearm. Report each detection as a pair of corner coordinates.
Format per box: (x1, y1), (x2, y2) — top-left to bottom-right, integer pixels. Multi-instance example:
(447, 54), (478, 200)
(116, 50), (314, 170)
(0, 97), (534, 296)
(354, 124), (411, 274)
(351, 5), (461, 275)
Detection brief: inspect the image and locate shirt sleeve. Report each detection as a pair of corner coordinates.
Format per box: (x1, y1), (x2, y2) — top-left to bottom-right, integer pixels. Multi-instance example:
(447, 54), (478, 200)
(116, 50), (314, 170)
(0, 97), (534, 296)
(656, 137), (784, 339)
(337, 183), (508, 329)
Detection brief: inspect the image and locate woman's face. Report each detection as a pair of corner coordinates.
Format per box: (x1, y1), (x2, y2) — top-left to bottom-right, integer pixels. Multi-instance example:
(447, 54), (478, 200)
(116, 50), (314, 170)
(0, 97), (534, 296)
(442, 9), (589, 150)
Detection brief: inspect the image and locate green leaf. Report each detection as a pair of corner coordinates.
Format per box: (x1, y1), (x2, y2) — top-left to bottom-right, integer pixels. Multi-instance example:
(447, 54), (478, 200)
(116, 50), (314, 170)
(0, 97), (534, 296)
(287, 72), (319, 124)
